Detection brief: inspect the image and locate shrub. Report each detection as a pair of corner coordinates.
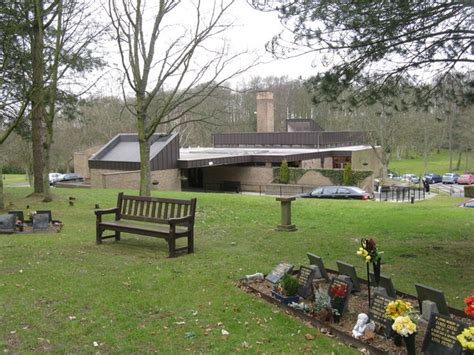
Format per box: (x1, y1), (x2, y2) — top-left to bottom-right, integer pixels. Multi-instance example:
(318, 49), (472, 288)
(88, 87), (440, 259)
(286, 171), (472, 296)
(279, 273), (299, 296)
(279, 160), (289, 184)
(343, 163), (354, 186)
(465, 186), (474, 198)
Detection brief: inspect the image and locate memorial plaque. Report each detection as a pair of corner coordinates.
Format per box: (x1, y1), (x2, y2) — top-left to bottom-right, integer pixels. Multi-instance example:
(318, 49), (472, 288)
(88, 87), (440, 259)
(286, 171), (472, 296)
(336, 260), (360, 291)
(369, 272), (397, 298)
(0, 214), (16, 233)
(36, 210), (52, 223)
(8, 211), (24, 223)
(265, 262), (294, 284)
(368, 294), (395, 336)
(307, 252), (330, 281)
(415, 283), (450, 316)
(328, 277), (352, 314)
(32, 213), (49, 230)
(421, 313), (466, 355)
(297, 265), (318, 299)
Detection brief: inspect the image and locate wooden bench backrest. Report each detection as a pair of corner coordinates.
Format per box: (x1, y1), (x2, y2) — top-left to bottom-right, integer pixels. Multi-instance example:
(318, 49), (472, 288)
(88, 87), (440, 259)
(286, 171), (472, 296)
(117, 193), (196, 223)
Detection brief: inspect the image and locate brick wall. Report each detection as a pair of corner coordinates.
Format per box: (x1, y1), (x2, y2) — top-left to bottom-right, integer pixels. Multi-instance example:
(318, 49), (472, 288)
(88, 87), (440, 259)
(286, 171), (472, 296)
(203, 166), (273, 191)
(351, 147), (383, 177)
(90, 169), (181, 191)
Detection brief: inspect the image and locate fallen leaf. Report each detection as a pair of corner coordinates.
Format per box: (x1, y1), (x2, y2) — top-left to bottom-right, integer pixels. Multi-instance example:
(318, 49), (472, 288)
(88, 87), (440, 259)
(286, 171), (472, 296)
(221, 329), (230, 336)
(93, 341), (99, 347)
(305, 334), (314, 341)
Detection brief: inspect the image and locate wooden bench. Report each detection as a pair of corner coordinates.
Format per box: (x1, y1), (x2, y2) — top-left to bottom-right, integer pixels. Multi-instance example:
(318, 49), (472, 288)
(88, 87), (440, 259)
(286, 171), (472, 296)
(95, 193), (197, 257)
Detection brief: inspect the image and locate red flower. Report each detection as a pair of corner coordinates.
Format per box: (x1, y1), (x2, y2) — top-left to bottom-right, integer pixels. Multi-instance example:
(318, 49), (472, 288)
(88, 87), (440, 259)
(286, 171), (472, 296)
(465, 295), (474, 316)
(331, 283), (348, 298)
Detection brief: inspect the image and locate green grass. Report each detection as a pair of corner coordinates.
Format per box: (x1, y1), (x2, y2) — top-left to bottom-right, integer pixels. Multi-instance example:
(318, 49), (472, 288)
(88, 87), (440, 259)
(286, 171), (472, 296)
(2, 174), (30, 186)
(389, 150), (474, 176)
(1, 187), (473, 353)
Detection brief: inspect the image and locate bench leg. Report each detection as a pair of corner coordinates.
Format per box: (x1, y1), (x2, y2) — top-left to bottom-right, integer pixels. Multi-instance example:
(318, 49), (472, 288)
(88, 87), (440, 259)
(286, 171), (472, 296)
(168, 238), (176, 258)
(188, 232), (194, 254)
(96, 226), (103, 244)
(115, 231), (121, 241)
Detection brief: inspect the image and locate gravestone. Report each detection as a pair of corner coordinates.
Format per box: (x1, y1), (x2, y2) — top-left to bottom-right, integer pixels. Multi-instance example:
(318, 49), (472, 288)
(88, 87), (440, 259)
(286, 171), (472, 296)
(307, 252), (330, 281)
(297, 265), (318, 299)
(415, 283), (450, 316)
(265, 262), (294, 285)
(36, 210), (52, 223)
(8, 211), (24, 223)
(422, 300), (439, 322)
(421, 313), (466, 355)
(369, 272), (397, 298)
(0, 214), (16, 234)
(328, 277), (352, 314)
(32, 213), (50, 230)
(336, 260), (360, 291)
(368, 294), (395, 336)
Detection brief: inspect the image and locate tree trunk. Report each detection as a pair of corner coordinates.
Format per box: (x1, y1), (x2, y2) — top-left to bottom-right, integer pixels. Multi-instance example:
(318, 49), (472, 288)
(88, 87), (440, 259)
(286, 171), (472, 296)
(31, 0), (45, 193)
(137, 107), (151, 196)
(448, 114), (453, 172)
(455, 151), (462, 172)
(0, 165), (4, 210)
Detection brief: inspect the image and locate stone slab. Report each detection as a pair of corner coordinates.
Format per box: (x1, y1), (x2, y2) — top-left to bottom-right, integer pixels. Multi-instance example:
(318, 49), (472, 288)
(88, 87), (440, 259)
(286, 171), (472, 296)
(336, 260), (360, 291)
(307, 252), (330, 281)
(415, 283), (450, 316)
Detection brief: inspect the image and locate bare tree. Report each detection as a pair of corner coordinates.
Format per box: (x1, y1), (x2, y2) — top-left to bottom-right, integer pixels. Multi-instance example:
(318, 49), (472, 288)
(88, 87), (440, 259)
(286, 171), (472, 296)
(108, 0), (252, 196)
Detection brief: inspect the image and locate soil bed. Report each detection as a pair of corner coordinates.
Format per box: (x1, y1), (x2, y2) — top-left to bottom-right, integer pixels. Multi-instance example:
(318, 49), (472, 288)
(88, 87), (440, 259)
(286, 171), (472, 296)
(238, 270), (473, 355)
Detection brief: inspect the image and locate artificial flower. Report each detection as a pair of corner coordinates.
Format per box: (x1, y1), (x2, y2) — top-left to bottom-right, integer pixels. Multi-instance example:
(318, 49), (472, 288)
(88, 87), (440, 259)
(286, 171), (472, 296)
(385, 299), (412, 319)
(365, 255), (371, 263)
(465, 296), (474, 316)
(457, 327), (474, 350)
(392, 316), (417, 337)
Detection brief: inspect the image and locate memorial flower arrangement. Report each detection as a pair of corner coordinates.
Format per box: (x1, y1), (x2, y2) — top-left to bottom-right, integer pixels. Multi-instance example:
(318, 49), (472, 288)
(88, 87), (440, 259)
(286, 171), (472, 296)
(330, 283), (348, 304)
(456, 327), (474, 350)
(385, 299), (413, 320)
(464, 295), (474, 316)
(391, 316), (417, 337)
(357, 238), (382, 306)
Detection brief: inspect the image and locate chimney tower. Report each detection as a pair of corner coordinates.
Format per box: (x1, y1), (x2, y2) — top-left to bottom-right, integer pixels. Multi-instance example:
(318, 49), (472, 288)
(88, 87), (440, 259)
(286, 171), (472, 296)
(256, 91), (274, 133)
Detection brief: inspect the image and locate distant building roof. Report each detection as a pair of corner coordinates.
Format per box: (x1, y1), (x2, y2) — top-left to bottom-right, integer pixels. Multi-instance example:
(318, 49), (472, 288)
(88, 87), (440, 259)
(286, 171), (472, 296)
(286, 119), (323, 132)
(88, 133), (179, 171)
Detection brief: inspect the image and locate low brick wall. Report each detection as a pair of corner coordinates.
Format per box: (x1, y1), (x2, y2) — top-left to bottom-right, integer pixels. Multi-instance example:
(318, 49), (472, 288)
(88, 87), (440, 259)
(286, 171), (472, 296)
(90, 169), (181, 191)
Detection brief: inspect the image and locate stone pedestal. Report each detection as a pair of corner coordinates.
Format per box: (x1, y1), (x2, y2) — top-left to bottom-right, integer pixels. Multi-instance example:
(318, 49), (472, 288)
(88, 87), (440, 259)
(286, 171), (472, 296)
(276, 197), (296, 231)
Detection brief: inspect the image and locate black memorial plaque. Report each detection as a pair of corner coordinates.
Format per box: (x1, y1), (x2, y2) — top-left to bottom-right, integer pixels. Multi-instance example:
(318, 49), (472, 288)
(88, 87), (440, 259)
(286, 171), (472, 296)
(368, 294), (395, 335)
(415, 283), (450, 316)
(297, 265), (317, 299)
(328, 277), (352, 314)
(36, 210), (52, 223)
(265, 262), (294, 285)
(369, 272), (397, 298)
(336, 260), (360, 291)
(421, 313), (466, 355)
(32, 213), (49, 229)
(307, 252), (329, 281)
(0, 214), (16, 233)
(8, 211), (24, 223)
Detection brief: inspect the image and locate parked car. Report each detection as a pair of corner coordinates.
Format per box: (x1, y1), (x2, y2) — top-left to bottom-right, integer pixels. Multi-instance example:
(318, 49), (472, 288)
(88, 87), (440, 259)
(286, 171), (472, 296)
(442, 173), (459, 184)
(458, 198), (474, 208)
(55, 173), (84, 184)
(48, 172), (64, 185)
(387, 171), (399, 179)
(457, 174), (474, 185)
(400, 174), (420, 184)
(299, 186), (375, 200)
(423, 173), (442, 184)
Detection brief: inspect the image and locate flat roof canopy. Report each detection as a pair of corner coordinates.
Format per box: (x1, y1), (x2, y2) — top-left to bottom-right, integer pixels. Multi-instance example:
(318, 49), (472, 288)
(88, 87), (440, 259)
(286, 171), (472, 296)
(178, 145), (372, 169)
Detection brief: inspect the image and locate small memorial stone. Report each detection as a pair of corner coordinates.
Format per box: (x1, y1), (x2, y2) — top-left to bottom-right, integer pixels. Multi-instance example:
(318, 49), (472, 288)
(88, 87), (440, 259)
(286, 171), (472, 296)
(0, 214), (16, 233)
(372, 286), (389, 298)
(369, 272), (397, 298)
(421, 313), (466, 355)
(336, 260), (360, 291)
(297, 265), (318, 299)
(33, 213), (50, 230)
(328, 278), (352, 314)
(422, 300), (439, 322)
(265, 262), (294, 285)
(415, 283), (450, 316)
(368, 294), (395, 336)
(36, 210), (52, 222)
(307, 252), (330, 281)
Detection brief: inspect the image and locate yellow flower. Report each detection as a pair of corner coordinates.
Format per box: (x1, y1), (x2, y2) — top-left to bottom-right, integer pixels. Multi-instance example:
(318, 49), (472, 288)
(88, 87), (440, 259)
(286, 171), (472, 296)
(392, 316), (416, 336)
(457, 327), (474, 350)
(385, 300), (412, 319)
(356, 247), (368, 257)
(365, 255), (371, 263)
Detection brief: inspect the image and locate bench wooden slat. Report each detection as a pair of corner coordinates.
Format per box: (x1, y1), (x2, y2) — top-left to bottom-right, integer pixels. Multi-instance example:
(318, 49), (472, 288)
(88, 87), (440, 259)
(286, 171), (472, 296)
(164, 203), (169, 219)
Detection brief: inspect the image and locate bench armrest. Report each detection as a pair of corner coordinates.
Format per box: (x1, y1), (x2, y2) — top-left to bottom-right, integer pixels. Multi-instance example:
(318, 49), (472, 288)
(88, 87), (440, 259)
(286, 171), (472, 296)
(95, 207), (119, 222)
(168, 216), (193, 226)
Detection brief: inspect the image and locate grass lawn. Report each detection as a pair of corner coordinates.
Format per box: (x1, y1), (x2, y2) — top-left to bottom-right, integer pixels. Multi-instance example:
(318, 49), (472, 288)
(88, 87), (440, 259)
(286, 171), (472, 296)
(389, 150), (474, 176)
(1, 187), (473, 353)
(2, 174), (30, 186)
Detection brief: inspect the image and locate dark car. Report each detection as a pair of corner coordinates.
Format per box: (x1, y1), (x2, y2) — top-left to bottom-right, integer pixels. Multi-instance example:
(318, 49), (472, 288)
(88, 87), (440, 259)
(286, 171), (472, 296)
(300, 186), (375, 200)
(55, 173), (84, 184)
(458, 198), (474, 208)
(442, 173), (459, 184)
(423, 173), (442, 184)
